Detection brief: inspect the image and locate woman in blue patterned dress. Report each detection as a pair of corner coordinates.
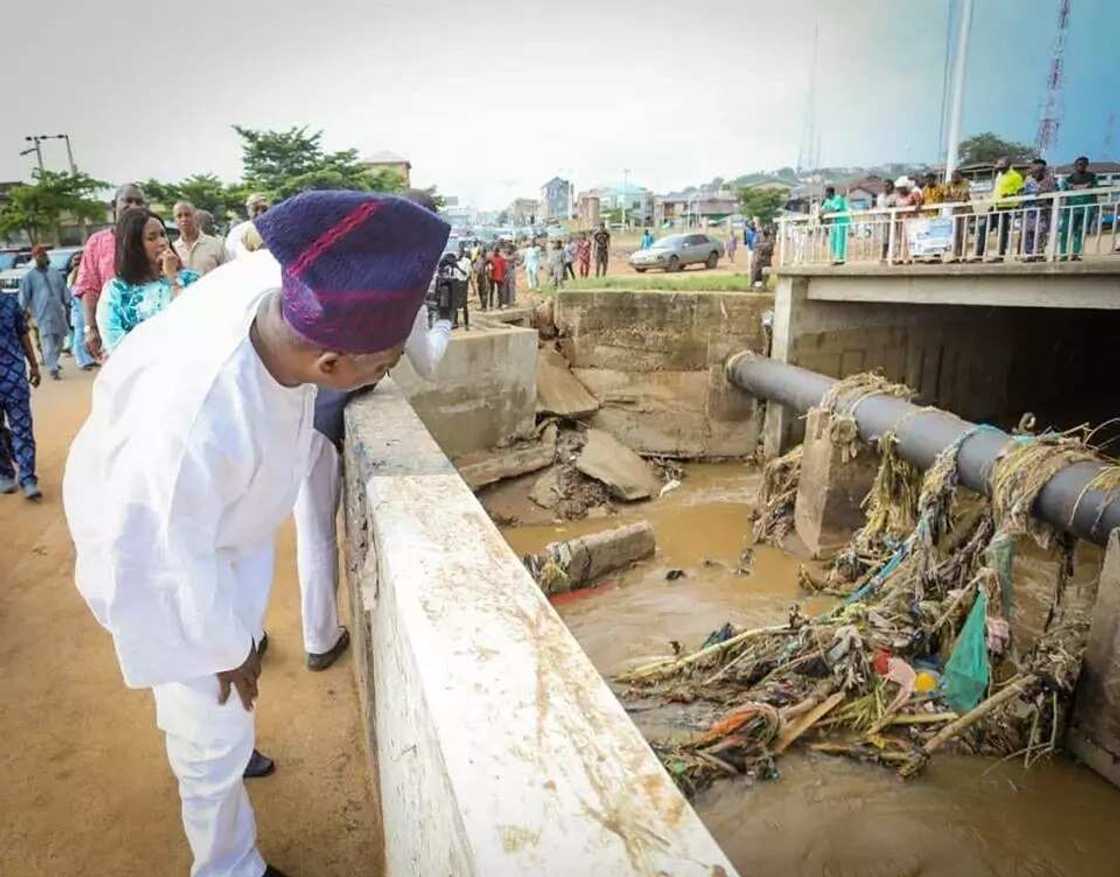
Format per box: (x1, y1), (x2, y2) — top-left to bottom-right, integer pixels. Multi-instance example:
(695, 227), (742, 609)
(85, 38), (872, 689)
(96, 208), (199, 353)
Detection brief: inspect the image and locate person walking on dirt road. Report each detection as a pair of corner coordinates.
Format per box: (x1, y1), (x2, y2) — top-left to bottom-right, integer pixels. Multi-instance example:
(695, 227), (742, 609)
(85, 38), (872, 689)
(593, 221), (611, 277)
(18, 244), (70, 381)
(0, 287), (42, 499)
(64, 191), (448, 877)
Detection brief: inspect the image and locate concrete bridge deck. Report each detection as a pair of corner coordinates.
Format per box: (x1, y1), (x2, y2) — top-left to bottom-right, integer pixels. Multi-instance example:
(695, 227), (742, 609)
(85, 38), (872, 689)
(774, 260), (1120, 310)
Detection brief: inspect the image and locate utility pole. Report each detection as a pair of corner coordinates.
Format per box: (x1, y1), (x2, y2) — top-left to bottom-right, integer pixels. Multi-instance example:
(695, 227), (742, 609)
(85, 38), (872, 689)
(60, 134), (78, 173)
(23, 133), (88, 242)
(944, 0), (974, 182)
(21, 137), (45, 172)
(622, 168), (630, 229)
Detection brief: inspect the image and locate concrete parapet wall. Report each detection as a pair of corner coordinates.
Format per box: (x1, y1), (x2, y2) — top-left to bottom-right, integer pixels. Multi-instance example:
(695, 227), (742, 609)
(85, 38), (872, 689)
(555, 290), (773, 457)
(392, 323), (538, 458)
(342, 379), (737, 876)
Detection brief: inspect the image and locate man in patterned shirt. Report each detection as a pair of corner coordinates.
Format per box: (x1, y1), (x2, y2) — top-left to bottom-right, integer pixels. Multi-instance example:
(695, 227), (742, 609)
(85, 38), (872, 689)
(74, 182), (147, 361)
(0, 289), (42, 498)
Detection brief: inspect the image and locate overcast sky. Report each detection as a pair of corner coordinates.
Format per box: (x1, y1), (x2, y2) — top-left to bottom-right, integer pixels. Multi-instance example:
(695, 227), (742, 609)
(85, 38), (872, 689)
(6, 0), (1116, 209)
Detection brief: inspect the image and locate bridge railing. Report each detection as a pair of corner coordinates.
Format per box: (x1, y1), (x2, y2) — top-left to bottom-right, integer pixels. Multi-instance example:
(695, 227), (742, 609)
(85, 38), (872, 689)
(777, 185), (1120, 267)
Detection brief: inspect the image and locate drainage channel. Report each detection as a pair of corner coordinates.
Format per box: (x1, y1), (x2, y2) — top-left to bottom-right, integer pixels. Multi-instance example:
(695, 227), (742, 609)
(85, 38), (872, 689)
(488, 461), (1120, 877)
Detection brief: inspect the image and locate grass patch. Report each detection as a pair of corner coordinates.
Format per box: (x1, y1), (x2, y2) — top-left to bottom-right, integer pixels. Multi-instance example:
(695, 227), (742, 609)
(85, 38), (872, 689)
(564, 273), (753, 292)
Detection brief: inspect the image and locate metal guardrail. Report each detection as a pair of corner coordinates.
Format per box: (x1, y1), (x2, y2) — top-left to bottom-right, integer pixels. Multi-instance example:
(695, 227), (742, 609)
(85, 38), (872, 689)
(777, 186), (1120, 266)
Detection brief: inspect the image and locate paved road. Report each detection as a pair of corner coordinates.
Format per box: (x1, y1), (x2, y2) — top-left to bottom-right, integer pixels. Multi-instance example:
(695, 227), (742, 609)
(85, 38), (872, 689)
(0, 365), (381, 875)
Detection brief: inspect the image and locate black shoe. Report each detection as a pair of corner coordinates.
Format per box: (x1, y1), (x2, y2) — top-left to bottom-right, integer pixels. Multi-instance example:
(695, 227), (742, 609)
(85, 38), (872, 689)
(263, 866), (290, 877)
(244, 749), (275, 779)
(307, 627), (350, 672)
(256, 632), (269, 659)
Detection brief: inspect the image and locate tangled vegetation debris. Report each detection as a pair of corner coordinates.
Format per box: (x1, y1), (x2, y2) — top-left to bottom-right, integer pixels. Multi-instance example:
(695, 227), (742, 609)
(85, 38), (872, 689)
(618, 409), (1114, 797)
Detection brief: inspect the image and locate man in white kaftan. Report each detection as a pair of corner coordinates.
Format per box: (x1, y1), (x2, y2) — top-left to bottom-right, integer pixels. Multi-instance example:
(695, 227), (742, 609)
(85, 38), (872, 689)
(64, 191), (449, 877)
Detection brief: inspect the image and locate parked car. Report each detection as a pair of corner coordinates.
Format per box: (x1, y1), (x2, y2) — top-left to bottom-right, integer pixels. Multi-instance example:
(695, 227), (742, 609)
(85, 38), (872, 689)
(48, 246), (83, 275)
(0, 248), (31, 271)
(0, 266), (30, 294)
(629, 233), (724, 272)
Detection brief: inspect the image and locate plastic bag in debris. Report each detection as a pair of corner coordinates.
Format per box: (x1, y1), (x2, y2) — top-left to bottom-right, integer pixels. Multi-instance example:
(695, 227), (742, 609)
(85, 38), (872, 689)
(701, 623), (736, 650)
(943, 590), (991, 714)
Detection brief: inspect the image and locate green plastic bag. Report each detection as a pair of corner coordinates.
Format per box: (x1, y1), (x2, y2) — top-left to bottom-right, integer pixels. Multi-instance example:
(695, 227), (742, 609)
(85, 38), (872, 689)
(943, 591), (990, 713)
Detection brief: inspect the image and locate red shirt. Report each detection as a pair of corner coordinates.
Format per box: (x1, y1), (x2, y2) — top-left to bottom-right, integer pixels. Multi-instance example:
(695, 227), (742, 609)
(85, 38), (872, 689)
(489, 254), (508, 282)
(74, 227), (116, 301)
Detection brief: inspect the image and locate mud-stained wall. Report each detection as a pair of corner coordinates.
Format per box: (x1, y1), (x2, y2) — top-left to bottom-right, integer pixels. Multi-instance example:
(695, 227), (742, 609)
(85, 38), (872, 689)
(341, 379), (738, 876)
(392, 323), (538, 458)
(554, 290), (775, 458)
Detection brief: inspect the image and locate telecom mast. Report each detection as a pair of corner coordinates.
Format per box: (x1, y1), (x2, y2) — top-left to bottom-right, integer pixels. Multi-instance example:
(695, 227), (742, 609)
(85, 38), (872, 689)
(1035, 0), (1071, 159)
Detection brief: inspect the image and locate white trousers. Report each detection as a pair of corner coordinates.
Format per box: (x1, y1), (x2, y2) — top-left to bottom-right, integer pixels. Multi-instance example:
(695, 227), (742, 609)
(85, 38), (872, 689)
(293, 432), (344, 655)
(152, 546), (275, 877)
(154, 675), (265, 877)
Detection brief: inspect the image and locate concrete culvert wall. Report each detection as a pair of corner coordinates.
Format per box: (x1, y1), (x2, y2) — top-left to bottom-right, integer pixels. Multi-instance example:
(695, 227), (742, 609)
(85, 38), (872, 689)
(554, 290), (775, 458)
(341, 379), (737, 876)
(391, 323), (539, 458)
(765, 270), (1120, 455)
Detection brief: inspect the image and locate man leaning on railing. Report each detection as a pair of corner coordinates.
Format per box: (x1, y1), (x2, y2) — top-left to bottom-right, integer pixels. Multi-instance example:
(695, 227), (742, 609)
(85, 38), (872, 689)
(1057, 156), (1097, 261)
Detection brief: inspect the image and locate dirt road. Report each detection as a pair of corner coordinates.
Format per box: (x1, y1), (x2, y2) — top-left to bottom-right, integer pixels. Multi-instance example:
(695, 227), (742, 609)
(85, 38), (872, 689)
(0, 367), (381, 875)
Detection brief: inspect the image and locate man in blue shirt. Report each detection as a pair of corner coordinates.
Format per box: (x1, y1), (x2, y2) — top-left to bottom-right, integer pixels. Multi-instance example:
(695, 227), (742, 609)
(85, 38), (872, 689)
(0, 289), (42, 498)
(18, 244), (71, 380)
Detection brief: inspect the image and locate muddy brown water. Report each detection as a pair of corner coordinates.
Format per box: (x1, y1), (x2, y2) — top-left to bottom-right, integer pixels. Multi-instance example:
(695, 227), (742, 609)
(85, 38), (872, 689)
(496, 462), (1120, 877)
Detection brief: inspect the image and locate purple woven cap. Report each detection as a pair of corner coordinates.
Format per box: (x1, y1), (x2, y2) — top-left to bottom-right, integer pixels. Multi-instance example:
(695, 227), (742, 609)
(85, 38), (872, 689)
(255, 190), (450, 353)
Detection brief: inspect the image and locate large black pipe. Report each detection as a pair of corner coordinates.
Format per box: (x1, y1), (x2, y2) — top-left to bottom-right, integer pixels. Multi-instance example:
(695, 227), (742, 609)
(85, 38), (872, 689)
(726, 352), (1120, 547)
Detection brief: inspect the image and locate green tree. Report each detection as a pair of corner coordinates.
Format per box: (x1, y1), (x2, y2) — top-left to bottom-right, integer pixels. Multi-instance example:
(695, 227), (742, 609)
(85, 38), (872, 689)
(958, 132), (1034, 165)
(140, 177), (182, 211)
(737, 186), (787, 226)
(234, 126), (404, 200)
(178, 173), (245, 219)
(0, 169), (109, 244)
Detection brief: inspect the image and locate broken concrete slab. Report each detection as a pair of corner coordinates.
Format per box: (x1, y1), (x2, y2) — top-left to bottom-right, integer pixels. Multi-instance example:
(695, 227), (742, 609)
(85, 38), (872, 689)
(536, 348), (600, 419)
(529, 466), (562, 510)
(575, 428), (662, 501)
(455, 423), (557, 491)
(527, 521), (657, 594)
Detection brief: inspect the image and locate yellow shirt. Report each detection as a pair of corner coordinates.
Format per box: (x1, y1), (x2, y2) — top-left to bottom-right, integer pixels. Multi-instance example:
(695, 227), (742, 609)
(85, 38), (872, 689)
(994, 169), (1024, 207)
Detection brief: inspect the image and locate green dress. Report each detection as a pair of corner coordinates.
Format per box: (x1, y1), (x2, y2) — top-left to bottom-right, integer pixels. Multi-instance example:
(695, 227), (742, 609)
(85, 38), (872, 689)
(822, 195), (850, 262)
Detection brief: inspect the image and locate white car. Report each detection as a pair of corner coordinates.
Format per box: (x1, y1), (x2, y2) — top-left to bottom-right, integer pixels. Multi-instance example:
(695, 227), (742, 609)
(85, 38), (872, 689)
(0, 266), (30, 295)
(629, 233), (724, 272)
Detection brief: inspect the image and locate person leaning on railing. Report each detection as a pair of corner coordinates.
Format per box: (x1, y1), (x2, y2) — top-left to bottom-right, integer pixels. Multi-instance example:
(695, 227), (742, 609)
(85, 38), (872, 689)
(943, 170), (971, 262)
(977, 157), (1024, 261)
(1057, 155), (1097, 261)
(892, 177), (923, 263)
(1022, 159), (1057, 261)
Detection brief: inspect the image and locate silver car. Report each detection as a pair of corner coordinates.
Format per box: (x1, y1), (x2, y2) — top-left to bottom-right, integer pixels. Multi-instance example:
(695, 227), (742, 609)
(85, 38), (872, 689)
(629, 233), (724, 272)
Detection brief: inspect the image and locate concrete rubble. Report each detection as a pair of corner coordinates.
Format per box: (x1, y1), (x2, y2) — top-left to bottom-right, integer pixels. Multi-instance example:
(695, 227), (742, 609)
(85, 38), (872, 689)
(575, 428), (663, 501)
(455, 423), (557, 491)
(536, 347), (600, 420)
(525, 521), (657, 595)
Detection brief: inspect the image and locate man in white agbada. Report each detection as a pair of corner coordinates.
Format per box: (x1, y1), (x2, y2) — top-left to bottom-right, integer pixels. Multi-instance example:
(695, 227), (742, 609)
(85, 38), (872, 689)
(64, 191), (449, 877)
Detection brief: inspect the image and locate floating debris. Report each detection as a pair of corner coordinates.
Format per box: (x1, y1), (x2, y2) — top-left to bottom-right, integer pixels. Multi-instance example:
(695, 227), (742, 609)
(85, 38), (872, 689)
(617, 423), (1111, 796)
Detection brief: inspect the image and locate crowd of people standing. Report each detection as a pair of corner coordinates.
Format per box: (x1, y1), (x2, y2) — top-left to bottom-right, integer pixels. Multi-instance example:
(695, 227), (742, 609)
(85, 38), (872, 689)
(814, 153), (1105, 265)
